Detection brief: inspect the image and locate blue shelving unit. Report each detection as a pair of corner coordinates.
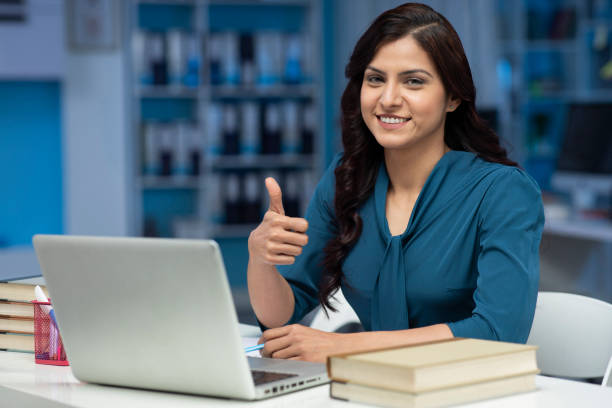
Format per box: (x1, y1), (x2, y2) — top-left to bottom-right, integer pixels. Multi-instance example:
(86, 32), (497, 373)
(496, 0), (612, 189)
(129, 0), (325, 287)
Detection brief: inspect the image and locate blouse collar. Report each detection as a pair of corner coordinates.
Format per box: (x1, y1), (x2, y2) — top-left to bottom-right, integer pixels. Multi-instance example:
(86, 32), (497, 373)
(373, 150), (478, 245)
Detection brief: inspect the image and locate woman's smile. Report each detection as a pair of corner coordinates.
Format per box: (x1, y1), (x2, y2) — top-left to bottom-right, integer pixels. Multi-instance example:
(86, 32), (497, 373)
(377, 114), (411, 130)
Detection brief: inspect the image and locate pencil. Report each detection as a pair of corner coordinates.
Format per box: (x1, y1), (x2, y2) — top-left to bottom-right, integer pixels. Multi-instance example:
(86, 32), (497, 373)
(244, 343), (265, 353)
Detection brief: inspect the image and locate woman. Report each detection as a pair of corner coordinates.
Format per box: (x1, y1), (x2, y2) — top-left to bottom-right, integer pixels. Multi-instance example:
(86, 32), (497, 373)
(247, 3), (544, 363)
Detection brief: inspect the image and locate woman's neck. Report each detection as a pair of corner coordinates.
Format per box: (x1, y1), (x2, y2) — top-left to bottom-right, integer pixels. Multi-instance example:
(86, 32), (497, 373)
(384, 140), (450, 196)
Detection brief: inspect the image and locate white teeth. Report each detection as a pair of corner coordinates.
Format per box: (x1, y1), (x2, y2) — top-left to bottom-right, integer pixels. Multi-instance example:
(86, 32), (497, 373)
(379, 116), (408, 124)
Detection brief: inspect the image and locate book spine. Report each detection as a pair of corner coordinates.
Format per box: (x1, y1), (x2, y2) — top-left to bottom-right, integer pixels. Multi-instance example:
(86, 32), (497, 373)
(0, 317), (34, 334)
(0, 302), (34, 318)
(0, 283), (48, 303)
(329, 381), (349, 402)
(0, 333), (34, 352)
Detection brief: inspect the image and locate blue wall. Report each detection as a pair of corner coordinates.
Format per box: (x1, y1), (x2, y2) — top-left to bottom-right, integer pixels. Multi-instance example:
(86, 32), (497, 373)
(0, 81), (63, 247)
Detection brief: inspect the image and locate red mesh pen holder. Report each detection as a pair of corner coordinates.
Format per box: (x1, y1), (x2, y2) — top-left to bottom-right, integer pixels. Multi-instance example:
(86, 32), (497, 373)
(32, 300), (69, 366)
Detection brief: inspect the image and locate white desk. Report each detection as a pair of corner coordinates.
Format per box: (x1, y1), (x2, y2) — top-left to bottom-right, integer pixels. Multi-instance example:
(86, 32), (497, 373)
(544, 218), (612, 243)
(1, 352), (612, 408)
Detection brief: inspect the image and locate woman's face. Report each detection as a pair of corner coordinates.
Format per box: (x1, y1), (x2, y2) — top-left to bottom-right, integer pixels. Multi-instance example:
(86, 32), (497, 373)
(360, 35), (458, 152)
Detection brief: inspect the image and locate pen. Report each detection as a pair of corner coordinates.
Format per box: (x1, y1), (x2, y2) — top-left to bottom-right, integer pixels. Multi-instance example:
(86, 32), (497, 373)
(50, 321), (57, 359)
(244, 344), (264, 353)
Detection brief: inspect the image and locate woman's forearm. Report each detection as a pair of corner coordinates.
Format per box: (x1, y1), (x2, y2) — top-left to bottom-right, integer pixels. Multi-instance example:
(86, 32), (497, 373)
(247, 257), (295, 328)
(343, 324), (454, 353)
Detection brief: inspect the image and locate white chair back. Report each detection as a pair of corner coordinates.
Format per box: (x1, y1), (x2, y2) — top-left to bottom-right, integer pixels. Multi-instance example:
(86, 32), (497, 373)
(527, 292), (612, 381)
(604, 355), (612, 387)
(310, 288), (361, 332)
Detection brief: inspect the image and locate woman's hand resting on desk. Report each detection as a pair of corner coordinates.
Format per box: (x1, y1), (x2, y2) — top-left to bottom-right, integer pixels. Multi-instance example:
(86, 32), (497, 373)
(248, 177), (309, 265)
(258, 324), (344, 363)
(258, 324), (456, 363)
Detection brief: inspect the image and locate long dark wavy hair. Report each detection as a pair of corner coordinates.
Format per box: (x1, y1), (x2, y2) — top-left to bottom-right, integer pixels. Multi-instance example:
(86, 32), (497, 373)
(318, 3), (518, 313)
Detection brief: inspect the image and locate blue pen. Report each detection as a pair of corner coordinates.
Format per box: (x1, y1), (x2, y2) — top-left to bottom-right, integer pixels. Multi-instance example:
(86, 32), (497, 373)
(48, 309), (59, 327)
(244, 343), (265, 353)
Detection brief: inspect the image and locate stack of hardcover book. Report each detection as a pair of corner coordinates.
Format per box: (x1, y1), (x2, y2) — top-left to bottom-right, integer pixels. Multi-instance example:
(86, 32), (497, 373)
(0, 283), (48, 352)
(327, 338), (539, 408)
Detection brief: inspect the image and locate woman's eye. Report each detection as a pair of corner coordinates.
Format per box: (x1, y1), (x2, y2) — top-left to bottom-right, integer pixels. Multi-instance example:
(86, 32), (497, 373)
(405, 78), (424, 86)
(367, 75), (383, 84)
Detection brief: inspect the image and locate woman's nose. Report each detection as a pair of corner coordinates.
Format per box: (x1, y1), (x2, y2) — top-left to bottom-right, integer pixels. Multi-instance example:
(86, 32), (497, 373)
(379, 83), (402, 107)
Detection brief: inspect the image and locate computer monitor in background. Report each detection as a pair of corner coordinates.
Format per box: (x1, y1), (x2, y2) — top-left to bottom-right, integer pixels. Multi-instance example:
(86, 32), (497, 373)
(552, 102), (612, 213)
(557, 103), (612, 174)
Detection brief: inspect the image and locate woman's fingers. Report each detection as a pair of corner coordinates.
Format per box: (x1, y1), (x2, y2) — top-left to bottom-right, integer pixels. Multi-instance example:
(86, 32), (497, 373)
(284, 217), (308, 233)
(265, 254), (296, 265)
(249, 209), (308, 266)
(261, 326), (295, 358)
(268, 243), (303, 257)
(261, 335), (293, 358)
(267, 212), (308, 233)
(271, 345), (302, 359)
(259, 325), (339, 362)
(272, 230), (308, 247)
(261, 325), (293, 341)
(261, 325), (305, 359)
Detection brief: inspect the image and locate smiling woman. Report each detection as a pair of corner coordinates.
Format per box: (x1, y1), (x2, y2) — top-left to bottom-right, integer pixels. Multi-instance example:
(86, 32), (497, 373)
(247, 2), (544, 363)
(361, 35), (456, 153)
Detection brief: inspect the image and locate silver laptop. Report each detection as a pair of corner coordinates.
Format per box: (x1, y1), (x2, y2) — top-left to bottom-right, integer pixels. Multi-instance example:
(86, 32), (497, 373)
(32, 235), (328, 400)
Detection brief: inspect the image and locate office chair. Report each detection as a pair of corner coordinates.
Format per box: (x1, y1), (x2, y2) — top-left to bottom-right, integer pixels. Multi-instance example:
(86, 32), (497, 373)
(308, 288), (363, 333)
(527, 291), (612, 384)
(604, 355), (612, 387)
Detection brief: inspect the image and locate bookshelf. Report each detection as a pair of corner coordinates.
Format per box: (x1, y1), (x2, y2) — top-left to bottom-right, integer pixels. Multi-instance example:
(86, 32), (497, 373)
(494, 0), (612, 189)
(129, 0), (324, 240)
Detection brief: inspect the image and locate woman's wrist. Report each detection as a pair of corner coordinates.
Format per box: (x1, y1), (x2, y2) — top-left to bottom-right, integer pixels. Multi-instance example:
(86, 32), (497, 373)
(332, 331), (384, 355)
(247, 253), (266, 270)
(334, 324), (454, 355)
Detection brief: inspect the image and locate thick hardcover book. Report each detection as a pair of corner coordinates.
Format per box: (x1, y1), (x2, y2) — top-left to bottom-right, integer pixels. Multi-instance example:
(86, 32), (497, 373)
(0, 333), (34, 352)
(0, 283), (48, 302)
(0, 316), (34, 334)
(330, 373), (537, 408)
(327, 338), (539, 393)
(0, 301), (34, 318)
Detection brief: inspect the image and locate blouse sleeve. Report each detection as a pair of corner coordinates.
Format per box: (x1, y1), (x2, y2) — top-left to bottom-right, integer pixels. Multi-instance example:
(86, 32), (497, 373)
(447, 167), (545, 343)
(257, 154), (341, 330)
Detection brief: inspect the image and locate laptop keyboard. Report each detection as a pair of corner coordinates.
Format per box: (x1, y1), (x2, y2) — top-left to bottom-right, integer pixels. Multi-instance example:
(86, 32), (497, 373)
(251, 370), (298, 386)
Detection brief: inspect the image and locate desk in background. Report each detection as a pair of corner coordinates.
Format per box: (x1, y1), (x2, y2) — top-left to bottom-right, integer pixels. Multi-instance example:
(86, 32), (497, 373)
(541, 217), (612, 304)
(1, 351), (612, 408)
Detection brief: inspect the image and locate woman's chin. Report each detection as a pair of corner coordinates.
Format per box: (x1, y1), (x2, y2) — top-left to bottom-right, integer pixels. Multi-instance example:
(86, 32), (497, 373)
(372, 135), (418, 151)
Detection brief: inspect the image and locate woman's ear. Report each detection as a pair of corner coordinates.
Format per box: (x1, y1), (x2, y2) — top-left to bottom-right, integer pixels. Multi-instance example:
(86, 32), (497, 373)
(446, 96), (461, 112)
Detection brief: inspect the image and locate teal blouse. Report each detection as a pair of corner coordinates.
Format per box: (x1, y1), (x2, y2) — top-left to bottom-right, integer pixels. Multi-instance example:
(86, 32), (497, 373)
(276, 150), (545, 343)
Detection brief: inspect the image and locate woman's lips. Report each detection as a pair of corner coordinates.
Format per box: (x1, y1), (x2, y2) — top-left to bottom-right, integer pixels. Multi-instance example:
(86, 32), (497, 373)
(377, 115), (410, 130)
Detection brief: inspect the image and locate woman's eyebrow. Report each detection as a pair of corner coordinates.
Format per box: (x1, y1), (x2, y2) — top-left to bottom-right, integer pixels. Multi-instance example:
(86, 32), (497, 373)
(366, 66), (433, 79)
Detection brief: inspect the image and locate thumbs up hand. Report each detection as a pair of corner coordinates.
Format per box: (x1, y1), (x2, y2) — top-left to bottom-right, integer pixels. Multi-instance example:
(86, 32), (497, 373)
(265, 177), (285, 216)
(248, 177), (309, 266)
